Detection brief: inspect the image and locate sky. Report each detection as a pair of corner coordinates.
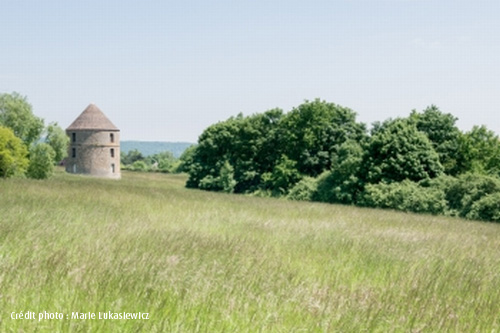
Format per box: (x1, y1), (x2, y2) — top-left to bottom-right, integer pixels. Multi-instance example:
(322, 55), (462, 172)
(1, 0), (499, 142)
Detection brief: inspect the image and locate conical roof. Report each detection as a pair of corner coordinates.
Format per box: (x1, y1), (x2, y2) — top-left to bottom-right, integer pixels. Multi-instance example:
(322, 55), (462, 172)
(67, 104), (119, 131)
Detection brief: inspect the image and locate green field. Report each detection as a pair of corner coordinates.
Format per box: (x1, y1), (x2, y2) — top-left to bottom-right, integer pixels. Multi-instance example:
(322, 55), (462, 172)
(1, 169), (499, 332)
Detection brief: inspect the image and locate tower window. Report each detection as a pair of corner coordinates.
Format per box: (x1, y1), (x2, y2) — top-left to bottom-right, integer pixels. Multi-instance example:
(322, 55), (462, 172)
(110, 148), (115, 158)
(72, 148), (76, 158)
(72, 133), (76, 142)
(110, 133), (114, 143)
(111, 163), (115, 173)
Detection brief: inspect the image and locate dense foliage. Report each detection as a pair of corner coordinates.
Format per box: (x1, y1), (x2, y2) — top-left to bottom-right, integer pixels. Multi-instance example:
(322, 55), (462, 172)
(361, 118), (443, 184)
(277, 100), (366, 176)
(45, 122), (69, 163)
(187, 100), (500, 223)
(0, 92), (68, 179)
(27, 143), (56, 179)
(0, 126), (29, 178)
(409, 106), (462, 175)
(186, 100), (367, 195)
(120, 148), (188, 173)
(457, 126), (500, 176)
(0, 92), (44, 147)
(360, 180), (448, 215)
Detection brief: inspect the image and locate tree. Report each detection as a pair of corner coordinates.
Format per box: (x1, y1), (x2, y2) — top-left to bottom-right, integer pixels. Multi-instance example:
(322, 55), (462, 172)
(232, 109), (283, 192)
(261, 155), (302, 195)
(187, 101), (367, 194)
(186, 109), (283, 193)
(146, 151), (177, 173)
(0, 126), (29, 178)
(360, 180), (448, 215)
(277, 99), (366, 176)
(409, 105), (462, 175)
(130, 160), (148, 172)
(27, 143), (56, 179)
(455, 126), (500, 176)
(0, 92), (44, 147)
(467, 192), (500, 222)
(186, 115), (243, 189)
(444, 173), (500, 218)
(361, 118), (443, 184)
(45, 122), (69, 164)
(315, 139), (365, 204)
(197, 161), (236, 192)
(121, 149), (144, 166)
(176, 144), (197, 173)
(287, 177), (318, 201)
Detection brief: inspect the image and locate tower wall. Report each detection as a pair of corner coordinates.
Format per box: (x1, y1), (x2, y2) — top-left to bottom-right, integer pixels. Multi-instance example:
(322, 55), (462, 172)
(65, 129), (121, 179)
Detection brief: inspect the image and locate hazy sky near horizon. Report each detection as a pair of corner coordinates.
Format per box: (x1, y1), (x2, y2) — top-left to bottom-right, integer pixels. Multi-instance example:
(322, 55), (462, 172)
(1, 0), (499, 142)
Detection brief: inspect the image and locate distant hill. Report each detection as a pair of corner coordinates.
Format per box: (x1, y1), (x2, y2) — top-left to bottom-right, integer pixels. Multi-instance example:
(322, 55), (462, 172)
(121, 141), (194, 158)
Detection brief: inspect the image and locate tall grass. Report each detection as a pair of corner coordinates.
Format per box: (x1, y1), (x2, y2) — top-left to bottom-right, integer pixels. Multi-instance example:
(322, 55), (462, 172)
(1, 168), (499, 331)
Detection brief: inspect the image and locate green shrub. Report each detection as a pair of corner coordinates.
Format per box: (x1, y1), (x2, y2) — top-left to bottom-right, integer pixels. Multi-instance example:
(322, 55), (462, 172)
(262, 155), (302, 195)
(219, 161), (236, 193)
(0, 92), (44, 147)
(362, 119), (443, 184)
(361, 180), (448, 215)
(131, 160), (148, 172)
(27, 143), (56, 179)
(45, 122), (69, 163)
(314, 140), (364, 204)
(444, 173), (500, 218)
(287, 177), (317, 201)
(0, 126), (29, 178)
(199, 175), (221, 191)
(466, 193), (500, 222)
(176, 144), (196, 173)
(197, 161), (236, 193)
(314, 171), (362, 205)
(421, 174), (458, 191)
(157, 159), (173, 173)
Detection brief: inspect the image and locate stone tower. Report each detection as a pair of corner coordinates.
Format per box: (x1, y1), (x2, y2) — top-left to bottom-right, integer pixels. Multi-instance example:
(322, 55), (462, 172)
(65, 104), (120, 179)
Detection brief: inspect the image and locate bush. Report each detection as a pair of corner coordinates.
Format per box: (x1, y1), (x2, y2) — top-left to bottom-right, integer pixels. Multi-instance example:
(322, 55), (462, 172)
(314, 170), (357, 204)
(314, 139), (364, 204)
(362, 119), (443, 184)
(219, 161), (236, 193)
(198, 161), (236, 193)
(467, 193), (500, 222)
(27, 143), (56, 179)
(361, 180), (448, 215)
(176, 145), (196, 173)
(287, 177), (317, 201)
(121, 149), (144, 166)
(199, 175), (221, 191)
(314, 169), (363, 204)
(444, 173), (500, 218)
(262, 155), (302, 195)
(131, 160), (148, 172)
(0, 126), (29, 178)
(45, 122), (69, 164)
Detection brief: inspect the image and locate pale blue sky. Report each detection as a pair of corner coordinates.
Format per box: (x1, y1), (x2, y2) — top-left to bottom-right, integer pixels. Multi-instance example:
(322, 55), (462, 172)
(1, 0), (499, 142)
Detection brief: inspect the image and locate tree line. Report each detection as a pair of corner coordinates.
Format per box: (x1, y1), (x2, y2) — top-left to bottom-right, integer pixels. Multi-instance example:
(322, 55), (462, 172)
(120, 148), (193, 173)
(0, 92), (68, 179)
(184, 99), (500, 223)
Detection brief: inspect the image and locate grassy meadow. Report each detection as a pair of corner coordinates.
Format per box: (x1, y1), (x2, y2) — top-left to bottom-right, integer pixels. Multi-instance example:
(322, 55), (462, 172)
(1, 168), (500, 332)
